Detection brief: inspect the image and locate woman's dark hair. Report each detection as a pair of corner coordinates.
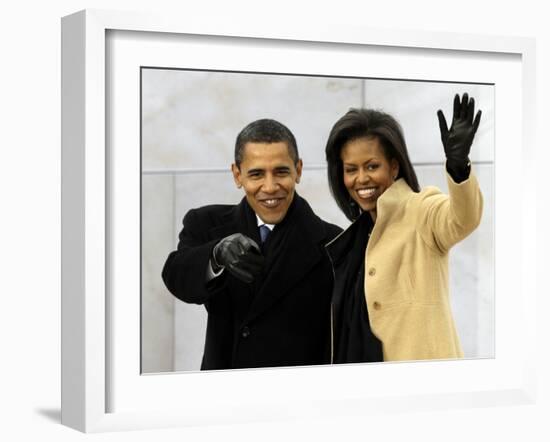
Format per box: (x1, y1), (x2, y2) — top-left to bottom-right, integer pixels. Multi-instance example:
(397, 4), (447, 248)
(325, 108), (420, 221)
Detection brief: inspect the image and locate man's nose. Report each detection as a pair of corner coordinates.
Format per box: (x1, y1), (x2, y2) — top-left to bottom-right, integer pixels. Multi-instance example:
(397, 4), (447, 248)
(262, 174), (278, 193)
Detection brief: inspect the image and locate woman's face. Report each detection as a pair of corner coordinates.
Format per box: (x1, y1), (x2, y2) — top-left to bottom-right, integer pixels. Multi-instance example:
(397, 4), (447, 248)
(340, 136), (399, 222)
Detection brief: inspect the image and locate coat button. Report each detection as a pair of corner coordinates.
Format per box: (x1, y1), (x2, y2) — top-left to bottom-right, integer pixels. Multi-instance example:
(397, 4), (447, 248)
(241, 326), (250, 338)
(373, 301), (381, 310)
(368, 267), (376, 276)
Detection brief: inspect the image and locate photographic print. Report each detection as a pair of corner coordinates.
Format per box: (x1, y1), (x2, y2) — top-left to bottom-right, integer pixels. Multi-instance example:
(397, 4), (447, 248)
(140, 68), (495, 373)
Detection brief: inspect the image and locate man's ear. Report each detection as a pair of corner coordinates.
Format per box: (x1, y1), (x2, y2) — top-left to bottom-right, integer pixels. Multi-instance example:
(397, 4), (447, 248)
(231, 163), (242, 188)
(295, 159), (303, 184)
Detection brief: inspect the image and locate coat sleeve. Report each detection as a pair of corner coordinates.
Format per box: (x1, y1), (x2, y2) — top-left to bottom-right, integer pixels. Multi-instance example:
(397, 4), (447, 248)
(161, 209), (225, 305)
(416, 171), (483, 254)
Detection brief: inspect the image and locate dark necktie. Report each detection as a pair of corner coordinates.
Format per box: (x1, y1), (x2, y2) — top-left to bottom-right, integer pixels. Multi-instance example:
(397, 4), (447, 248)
(259, 224), (271, 245)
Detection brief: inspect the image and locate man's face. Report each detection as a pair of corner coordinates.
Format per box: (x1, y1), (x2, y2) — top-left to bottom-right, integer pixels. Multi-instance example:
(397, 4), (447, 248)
(232, 142), (302, 225)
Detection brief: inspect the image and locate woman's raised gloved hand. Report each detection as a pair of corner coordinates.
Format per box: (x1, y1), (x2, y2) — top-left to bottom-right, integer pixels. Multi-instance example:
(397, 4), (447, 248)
(437, 92), (482, 183)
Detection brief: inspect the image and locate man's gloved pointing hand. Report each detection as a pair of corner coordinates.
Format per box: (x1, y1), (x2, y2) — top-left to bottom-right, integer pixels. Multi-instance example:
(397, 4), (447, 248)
(211, 233), (264, 284)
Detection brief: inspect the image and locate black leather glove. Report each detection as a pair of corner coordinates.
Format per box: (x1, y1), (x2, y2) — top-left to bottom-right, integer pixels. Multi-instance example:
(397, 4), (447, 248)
(212, 233), (264, 284)
(437, 93), (482, 183)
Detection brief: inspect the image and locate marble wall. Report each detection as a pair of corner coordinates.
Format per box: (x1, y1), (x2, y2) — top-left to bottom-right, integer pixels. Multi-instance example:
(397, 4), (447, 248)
(141, 69), (494, 372)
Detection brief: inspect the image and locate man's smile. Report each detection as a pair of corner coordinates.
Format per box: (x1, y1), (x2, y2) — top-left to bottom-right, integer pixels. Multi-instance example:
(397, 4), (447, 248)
(258, 197), (285, 208)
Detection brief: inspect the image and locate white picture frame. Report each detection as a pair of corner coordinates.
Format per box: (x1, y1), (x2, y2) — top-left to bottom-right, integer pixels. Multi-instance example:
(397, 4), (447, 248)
(61, 9), (537, 433)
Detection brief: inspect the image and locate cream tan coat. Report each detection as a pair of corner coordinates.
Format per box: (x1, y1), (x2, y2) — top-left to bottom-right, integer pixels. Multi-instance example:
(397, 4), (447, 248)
(363, 172), (483, 361)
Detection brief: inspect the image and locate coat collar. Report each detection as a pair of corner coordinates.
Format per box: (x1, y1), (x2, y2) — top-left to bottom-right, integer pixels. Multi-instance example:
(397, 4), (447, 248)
(326, 178), (413, 264)
(376, 178), (413, 220)
(369, 178), (413, 249)
(209, 192), (327, 245)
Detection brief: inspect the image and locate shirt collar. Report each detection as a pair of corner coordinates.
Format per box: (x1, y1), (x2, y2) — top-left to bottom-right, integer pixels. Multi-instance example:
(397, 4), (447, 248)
(256, 214), (275, 231)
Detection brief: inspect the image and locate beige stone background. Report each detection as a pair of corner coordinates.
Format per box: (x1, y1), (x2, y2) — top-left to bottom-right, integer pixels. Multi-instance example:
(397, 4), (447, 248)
(141, 69), (494, 372)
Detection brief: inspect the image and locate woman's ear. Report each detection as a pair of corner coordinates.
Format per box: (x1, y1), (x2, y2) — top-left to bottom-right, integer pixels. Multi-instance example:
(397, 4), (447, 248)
(391, 158), (400, 180)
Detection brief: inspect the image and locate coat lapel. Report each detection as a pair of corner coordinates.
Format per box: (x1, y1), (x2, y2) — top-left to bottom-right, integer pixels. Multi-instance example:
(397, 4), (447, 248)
(206, 195), (328, 324)
(368, 178), (411, 251)
(207, 198), (261, 318)
(244, 196), (325, 323)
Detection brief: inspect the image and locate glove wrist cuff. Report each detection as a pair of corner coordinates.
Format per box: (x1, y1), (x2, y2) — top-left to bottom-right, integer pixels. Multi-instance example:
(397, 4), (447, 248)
(211, 243), (224, 272)
(446, 159), (471, 183)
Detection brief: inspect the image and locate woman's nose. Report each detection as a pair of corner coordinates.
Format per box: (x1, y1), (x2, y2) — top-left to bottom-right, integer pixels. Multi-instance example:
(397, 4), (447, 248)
(358, 169), (370, 184)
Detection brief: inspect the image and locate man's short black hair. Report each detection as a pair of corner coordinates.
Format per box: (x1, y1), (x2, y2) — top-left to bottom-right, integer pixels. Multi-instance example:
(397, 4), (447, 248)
(235, 119), (299, 168)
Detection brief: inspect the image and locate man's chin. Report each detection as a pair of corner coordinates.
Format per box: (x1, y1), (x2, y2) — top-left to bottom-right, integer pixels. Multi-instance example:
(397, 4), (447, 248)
(258, 208), (287, 225)
(260, 215), (282, 225)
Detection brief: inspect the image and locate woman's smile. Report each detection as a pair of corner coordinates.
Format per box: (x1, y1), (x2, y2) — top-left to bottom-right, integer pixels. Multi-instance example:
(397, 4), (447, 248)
(356, 187), (377, 199)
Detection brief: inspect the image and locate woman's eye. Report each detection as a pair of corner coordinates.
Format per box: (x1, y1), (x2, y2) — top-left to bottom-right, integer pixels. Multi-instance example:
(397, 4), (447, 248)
(367, 164), (379, 170)
(344, 168), (356, 174)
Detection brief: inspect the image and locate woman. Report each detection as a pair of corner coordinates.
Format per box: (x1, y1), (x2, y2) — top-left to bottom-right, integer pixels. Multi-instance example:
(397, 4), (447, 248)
(325, 93), (483, 363)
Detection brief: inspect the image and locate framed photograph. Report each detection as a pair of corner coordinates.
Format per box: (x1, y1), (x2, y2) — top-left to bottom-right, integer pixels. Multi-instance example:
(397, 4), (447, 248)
(61, 9), (537, 433)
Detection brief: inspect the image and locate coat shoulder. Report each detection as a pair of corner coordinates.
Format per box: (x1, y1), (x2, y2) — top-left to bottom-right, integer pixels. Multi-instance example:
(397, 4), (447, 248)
(183, 204), (235, 227)
(404, 185), (446, 215)
(296, 195), (343, 242)
(409, 185), (443, 203)
(321, 220), (344, 241)
(187, 203), (235, 217)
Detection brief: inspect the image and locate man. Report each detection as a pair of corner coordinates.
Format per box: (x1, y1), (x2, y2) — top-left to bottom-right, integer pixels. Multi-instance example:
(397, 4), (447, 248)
(162, 119), (342, 370)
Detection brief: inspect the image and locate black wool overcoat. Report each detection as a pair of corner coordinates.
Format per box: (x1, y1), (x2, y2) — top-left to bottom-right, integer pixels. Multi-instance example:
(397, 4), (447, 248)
(162, 194), (342, 370)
